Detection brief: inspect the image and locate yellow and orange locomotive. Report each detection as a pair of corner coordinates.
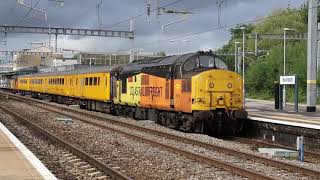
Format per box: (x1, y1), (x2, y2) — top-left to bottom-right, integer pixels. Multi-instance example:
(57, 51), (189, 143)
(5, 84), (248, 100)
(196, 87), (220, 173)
(12, 52), (247, 136)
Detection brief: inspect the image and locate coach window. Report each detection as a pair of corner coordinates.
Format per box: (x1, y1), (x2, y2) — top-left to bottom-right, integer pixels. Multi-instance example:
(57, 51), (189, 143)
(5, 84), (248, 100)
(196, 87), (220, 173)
(76, 78), (78, 85)
(62, 79), (64, 85)
(98, 77), (100, 86)
(85, 78), (88, 85)
(89, 77), (93, 86)
(93, 77), (97, 86)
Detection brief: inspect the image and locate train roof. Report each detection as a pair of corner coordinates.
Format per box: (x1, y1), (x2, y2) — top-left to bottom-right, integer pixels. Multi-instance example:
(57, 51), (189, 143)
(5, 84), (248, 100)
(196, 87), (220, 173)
(18, 66), (113, 78)
(120, 53), (196, 76)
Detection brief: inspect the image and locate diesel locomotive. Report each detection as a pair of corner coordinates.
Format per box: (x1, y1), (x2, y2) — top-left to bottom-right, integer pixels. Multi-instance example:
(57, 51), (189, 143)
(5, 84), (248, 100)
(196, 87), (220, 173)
(10, 51), (247, 136)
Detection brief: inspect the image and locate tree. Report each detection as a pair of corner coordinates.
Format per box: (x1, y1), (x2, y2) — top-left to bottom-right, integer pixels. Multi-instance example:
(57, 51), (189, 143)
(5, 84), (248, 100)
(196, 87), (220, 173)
(156, 51), (166, 57)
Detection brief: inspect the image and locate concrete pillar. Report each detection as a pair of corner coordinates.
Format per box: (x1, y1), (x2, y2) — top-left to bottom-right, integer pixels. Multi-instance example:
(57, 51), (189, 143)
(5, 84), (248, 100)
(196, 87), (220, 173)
(129, 19), (134, 62)
(55, 34), (58, 53)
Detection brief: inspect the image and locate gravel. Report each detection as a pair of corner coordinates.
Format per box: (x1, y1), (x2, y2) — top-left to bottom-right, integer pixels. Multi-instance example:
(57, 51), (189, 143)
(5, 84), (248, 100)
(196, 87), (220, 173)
(1, 100), (243, 179)
(0, 111), (89, 179)
(4, 96), (320, 179)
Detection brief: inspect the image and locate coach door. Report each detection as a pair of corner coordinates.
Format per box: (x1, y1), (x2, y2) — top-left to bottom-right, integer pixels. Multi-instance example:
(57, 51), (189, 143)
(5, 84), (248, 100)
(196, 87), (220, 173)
(44, 78), (47, 93)
(80, 77), (85, 98)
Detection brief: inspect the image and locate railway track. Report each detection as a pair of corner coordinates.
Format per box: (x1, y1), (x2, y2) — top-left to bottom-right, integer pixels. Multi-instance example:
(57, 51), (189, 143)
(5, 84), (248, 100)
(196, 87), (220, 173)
(0, 104), (131, 180)
(3, 91), (320, 179)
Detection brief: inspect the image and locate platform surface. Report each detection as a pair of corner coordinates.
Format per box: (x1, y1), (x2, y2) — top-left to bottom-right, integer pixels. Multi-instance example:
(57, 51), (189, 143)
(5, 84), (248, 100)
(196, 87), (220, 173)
(0, 122), (56, 180)
(246, 99), (320, 129)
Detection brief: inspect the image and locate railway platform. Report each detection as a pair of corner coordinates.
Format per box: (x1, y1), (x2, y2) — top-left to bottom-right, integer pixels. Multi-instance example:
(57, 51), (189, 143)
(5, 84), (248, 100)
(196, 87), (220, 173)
(246, 99), (320, 130)
(0, 121), (56, 180)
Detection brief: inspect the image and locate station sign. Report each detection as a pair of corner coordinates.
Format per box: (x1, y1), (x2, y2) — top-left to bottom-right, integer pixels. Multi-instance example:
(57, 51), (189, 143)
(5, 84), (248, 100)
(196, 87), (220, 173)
(280, 75), (296, 85)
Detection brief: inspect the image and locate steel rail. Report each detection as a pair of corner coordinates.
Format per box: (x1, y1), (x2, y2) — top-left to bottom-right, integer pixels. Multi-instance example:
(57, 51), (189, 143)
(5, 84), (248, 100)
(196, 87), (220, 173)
(4, 91), (320, 178)
(0, 104), (131, 180)
(3, 94), (274, 179)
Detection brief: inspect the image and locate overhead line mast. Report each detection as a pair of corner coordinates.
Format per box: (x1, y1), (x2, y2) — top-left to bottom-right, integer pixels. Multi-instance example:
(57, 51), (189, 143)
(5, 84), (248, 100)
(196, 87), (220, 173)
(306, 0), (318, 112)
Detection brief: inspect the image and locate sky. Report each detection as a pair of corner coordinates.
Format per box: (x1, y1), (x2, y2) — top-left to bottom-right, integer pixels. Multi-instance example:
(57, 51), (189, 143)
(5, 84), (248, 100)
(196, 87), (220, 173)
(0, 0), (306, 57)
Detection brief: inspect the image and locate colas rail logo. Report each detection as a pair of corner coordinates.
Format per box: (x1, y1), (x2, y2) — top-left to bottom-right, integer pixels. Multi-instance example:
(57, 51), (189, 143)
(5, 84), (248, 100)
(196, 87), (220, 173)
(130, 86), (163, 97)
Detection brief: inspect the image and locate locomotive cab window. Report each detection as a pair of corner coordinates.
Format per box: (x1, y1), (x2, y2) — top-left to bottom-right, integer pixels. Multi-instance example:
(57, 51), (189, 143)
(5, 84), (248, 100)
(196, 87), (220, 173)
(199, 56), (228, 70)
(183, 56), (198, 72)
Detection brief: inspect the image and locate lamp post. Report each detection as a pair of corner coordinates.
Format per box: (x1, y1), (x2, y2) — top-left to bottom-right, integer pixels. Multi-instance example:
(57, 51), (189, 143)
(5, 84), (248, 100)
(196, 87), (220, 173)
(136, 48), (144, 61)
(283, 28), (295, 108)
(234, 41), (241, 73)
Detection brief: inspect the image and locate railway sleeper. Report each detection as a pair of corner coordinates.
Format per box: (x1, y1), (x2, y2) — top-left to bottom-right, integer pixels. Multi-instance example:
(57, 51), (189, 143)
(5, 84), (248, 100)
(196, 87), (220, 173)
(9, 91), (240, 136)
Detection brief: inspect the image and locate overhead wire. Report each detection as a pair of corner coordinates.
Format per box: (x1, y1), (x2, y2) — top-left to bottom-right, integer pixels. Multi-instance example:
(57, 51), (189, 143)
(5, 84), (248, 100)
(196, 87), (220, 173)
(16, 0), (42, 26)
(102, 0), (185, 29)
(112, 4), (315, 53)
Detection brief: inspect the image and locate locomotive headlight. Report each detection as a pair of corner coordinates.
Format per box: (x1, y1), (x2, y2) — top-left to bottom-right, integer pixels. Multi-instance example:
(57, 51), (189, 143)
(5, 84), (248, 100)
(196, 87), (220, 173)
(209, 83), (214, 88)
(227, 83), (233, 89)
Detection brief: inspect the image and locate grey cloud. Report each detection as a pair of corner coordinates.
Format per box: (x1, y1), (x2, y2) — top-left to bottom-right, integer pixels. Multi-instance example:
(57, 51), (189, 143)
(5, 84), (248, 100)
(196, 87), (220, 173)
(0, 0), (305, 55)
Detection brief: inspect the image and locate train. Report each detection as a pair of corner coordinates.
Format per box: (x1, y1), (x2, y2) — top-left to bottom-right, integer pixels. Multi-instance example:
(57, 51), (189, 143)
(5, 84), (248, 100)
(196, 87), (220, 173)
(9, 51), (247, 136)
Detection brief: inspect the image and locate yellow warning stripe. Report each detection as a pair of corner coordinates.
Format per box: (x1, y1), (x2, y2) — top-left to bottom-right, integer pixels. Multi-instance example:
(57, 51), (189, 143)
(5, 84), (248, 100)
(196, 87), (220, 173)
(307, 80), (317, 84)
